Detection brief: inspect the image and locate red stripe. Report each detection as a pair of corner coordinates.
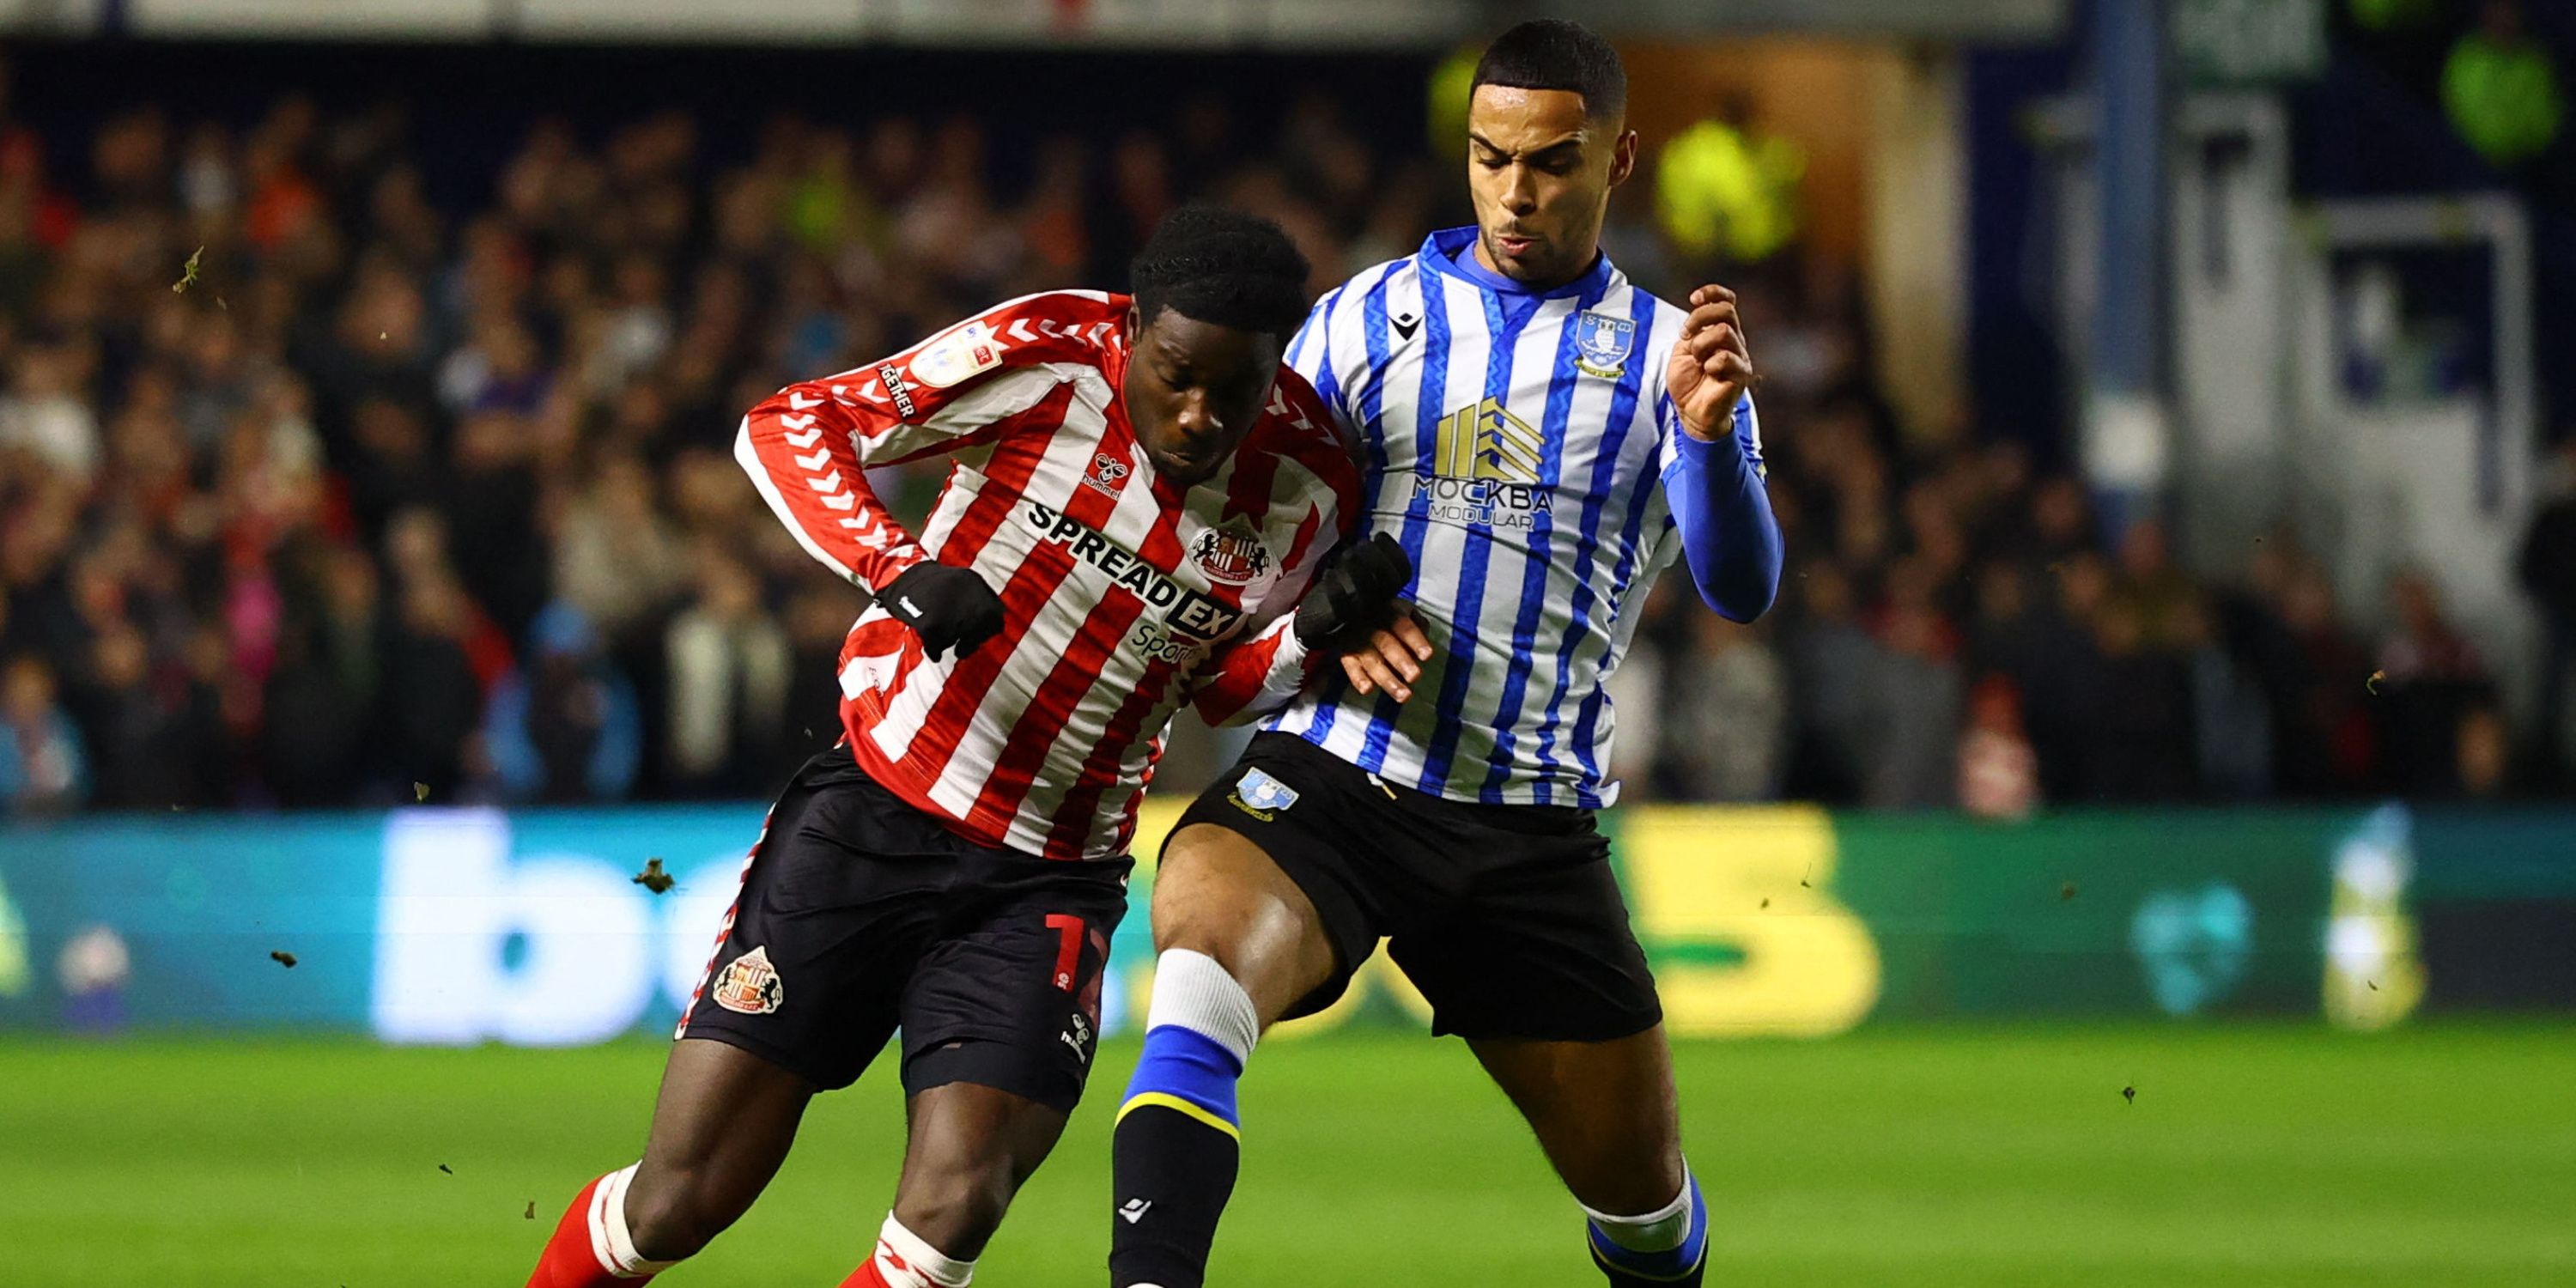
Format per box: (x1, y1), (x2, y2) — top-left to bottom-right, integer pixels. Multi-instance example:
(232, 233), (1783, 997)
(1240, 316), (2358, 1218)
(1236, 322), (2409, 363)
(970, 588), (1153, 836)
(1042, 656), (1181, 859)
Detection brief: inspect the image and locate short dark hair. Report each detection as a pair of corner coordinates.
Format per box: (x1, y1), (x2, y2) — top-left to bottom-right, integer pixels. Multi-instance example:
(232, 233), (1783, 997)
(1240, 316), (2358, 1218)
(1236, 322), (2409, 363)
(1471, 18), (1627, 122)
(1129, 204), (1311, 341)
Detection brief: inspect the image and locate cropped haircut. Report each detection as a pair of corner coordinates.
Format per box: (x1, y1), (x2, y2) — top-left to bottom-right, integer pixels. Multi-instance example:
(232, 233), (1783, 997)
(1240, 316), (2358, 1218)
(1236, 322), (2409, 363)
(1470, 17), (1627, 123)
(1129, 204), (1312, 342)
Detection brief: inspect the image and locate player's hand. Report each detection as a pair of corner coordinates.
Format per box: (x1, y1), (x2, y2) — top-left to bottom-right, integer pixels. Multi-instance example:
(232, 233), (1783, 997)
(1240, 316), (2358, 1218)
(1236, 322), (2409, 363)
(1295, 532), (1413, 653)
(878, 561), (1005, 662)
(1341, 606), (1435, 704)
(1668, 284), (1754, 442)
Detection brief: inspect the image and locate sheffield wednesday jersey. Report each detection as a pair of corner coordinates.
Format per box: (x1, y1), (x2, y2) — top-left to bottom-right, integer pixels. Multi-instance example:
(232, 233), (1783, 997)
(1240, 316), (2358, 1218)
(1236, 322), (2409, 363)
(1267, 227), (1761, 808)
(738, 291), (1359, 861)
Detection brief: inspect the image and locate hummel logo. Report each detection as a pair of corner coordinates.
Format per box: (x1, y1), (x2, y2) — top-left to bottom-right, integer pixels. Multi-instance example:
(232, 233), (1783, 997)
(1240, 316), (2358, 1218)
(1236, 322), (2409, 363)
(1119, 1198), (1153, 1224)
(1391, 313), (1420, 341)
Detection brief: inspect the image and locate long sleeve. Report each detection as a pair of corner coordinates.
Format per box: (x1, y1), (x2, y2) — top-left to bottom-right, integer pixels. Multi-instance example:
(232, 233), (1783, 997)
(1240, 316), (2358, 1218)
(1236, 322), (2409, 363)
(735, 306), (1079, 592)
(1660, 394), (1783, 623)
(1189, 615), (1317, 727)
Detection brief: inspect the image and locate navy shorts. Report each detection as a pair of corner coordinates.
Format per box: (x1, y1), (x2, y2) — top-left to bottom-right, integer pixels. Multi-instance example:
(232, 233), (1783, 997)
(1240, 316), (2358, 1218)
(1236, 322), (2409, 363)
(1170, 732), (1661, 1042)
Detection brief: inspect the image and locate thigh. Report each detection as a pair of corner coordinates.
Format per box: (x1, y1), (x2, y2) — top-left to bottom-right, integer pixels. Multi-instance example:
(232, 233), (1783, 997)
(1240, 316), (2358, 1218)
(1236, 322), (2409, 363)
(1467, 1026), (1686, 1217)
(677, 750), (949, 1091)
(1159, 732), (1407, 1024)
(1388, 831), (1662, 1043)
(626, 1036), (816, 1238)
(897, 858), (1132, 1113)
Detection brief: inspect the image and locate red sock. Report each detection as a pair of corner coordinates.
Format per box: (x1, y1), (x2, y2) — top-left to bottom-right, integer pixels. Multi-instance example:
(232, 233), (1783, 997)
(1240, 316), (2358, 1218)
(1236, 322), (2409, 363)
(528, 1173), (658, 1288)
(836, 1258), (894, 1288)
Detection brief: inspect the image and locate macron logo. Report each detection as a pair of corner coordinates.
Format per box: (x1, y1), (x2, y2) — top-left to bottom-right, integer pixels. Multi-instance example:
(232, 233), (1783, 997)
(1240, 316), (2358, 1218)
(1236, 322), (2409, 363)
(1119, 1198), (1152, 1224)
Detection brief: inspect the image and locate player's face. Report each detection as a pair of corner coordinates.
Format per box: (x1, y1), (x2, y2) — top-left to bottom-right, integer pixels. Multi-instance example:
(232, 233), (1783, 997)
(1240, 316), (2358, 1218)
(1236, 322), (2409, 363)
(1123, 306), (1282, 488)
(1465, 85), (1637, 288)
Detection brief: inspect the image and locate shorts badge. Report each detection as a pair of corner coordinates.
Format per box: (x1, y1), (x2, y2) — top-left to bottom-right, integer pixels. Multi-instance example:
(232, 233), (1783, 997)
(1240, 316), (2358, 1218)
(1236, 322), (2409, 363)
(1574, 309), (1636, 378)
(712, 945), (785, 1016)
(1227, 767), (1300, 821)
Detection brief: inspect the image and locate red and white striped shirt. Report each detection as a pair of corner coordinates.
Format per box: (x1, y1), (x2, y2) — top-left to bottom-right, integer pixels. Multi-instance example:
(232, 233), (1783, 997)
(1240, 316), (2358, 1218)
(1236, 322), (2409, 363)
(735, 290), (1360, 862)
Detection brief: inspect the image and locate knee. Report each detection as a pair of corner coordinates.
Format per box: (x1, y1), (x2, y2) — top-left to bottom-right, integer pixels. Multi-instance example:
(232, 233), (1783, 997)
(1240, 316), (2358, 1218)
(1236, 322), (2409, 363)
(894, 1157), (1017, 1255)
(622, 1165), (745, 1262)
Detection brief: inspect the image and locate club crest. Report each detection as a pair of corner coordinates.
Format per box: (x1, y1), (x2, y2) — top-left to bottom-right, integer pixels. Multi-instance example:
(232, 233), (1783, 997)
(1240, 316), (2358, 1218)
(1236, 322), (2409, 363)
(1192, 519), (1270, 585)
(1227, 767), (1300, 821)
(1574, 310), (1635, 378)
(711, 945), (784, 1016)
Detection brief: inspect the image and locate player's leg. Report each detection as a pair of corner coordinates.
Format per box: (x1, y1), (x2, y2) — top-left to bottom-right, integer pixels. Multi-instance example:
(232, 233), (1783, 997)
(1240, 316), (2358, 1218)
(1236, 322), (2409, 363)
(837, 1080), (1074, 1287)
(1469, 1030), (1707, 1286)
(530, 748), (933, 1286)
(839, 848), (1133, 1286)
(1111, 738), (1388, 1288)
(1390, 810), (1705, 1286)
(527, 1037), (818, 1287)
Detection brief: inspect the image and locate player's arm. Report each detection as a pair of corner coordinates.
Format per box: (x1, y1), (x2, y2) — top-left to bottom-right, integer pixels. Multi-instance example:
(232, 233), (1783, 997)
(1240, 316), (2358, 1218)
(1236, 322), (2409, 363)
(1661, 284), (1784, 623)
(734, 313), (1064, 658)
(1190, 532), (1423, 726)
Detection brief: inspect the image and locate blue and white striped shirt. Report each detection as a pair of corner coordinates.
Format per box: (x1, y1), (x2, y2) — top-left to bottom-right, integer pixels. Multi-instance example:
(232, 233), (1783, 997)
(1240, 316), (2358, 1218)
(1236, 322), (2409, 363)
(1268, 227), (1768, 808)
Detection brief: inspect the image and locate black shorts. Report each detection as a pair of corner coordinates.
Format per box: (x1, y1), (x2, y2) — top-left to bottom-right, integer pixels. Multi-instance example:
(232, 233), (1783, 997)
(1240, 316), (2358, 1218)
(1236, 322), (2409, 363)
(1171, 732), (1660, 1042)
(677, 749), (1129, 1112)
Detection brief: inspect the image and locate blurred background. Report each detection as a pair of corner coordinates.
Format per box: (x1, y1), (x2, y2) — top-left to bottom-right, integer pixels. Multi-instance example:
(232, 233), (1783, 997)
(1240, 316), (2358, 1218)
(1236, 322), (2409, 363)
(1, 2), (2572, 1285)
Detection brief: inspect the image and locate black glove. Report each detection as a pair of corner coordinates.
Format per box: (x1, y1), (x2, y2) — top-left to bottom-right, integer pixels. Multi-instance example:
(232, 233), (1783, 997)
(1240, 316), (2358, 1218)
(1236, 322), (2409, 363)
(878, 562), (1005, 662)
(1294, 532), (1413, 652)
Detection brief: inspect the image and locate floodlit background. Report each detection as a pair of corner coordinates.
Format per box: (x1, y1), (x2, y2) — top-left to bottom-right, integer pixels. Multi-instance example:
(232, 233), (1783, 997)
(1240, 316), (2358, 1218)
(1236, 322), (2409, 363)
(1, 1), (2571, 1285)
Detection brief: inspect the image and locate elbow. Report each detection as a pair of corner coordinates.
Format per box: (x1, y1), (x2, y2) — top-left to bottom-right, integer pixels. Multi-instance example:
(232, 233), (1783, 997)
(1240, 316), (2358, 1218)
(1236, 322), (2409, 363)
(1702, 570), (1778, 623)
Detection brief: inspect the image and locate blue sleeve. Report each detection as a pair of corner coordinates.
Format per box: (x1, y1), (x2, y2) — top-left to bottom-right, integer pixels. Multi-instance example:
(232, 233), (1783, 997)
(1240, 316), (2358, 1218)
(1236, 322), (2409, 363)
(1662, 398), (1783, 623)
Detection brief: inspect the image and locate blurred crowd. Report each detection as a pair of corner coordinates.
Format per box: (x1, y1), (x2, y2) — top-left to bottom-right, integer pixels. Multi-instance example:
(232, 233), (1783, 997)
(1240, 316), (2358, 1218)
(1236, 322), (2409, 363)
(0, 51), (2560, 818)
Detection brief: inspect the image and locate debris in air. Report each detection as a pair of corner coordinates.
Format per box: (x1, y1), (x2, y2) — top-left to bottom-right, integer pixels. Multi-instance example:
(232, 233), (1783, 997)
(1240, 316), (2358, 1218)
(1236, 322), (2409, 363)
(1759, 897), (1771, 909)
(2061, 881), (2079, 902)
(173, 246), (204, 293)
(524, 1201), (538, 1220)
(415, 781), (430, 802)
(438, 1163), (454, 1176)
(2121, 1084), (2136, 1104)
(270, 951), (298, 969)
(633, 858), (675, 894)
(2367, 980), (2379, 991)
(2366, 670), (2386, 695)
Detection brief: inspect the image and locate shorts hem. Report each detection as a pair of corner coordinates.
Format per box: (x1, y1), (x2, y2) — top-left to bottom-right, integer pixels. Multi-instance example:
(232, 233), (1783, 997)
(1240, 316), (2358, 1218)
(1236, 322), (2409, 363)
(676, 1023), (854, 1091)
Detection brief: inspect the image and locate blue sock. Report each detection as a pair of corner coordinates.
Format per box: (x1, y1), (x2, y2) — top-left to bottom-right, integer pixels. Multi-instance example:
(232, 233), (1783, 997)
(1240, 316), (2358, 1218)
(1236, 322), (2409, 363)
(1119, 1023), (1244, 1134)
(1587, 1171), (1708, 1285)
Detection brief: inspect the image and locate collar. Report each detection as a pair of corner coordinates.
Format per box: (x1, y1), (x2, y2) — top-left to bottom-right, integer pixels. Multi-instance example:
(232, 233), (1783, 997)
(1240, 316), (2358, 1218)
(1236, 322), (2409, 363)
(1419, 225), (1615, 301)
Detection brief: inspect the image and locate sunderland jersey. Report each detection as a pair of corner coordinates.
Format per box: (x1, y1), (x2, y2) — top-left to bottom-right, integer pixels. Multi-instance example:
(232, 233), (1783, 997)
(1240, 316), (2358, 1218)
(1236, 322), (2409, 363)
(1268, 227), (1761, 808)
(738, 291), (1359, 861)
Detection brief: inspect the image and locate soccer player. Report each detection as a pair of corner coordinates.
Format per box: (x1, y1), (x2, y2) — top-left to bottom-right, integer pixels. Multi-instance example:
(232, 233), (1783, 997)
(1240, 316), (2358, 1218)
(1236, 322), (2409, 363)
(1107, 21), (1780, 1288)
(526, 207), (1417, 1288)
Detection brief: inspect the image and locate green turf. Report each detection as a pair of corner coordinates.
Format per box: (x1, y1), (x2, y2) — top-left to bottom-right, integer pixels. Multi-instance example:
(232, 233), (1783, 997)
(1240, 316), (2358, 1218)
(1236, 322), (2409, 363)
(6, 1024), (2573, 1286)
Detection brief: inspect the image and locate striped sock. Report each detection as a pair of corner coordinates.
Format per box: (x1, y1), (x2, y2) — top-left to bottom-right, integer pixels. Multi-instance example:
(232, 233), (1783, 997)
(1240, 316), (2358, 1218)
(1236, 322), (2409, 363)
(1583, 1170), (1708, 1285)
(1108, 951), (1257, 1288)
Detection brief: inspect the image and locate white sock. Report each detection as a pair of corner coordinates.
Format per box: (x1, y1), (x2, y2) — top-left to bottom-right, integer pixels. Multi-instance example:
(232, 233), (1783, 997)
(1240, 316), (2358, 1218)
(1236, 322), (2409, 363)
(875, 1212), (975, 1287)
(1144, 948), (1260, 1061)
(1580, 1169), (1697, 1253)
(593, 1163), (678, 1277)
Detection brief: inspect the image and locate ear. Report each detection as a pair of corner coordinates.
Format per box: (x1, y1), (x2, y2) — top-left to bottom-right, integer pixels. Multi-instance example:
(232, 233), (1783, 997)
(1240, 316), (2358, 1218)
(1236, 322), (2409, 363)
(1125, 301), (1145, 346)
(1607, 129), (1640, 189)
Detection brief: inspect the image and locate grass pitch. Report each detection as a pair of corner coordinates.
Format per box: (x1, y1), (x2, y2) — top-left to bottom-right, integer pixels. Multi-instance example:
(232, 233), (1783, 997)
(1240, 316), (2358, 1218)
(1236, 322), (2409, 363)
(6, 1023), (2572, 1286)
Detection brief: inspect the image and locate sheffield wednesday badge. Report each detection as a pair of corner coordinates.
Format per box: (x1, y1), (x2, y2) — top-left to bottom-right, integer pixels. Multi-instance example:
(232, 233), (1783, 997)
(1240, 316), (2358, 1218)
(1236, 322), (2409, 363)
(1227, 767), (1301, 821)
(1574, 310), (1635, 378)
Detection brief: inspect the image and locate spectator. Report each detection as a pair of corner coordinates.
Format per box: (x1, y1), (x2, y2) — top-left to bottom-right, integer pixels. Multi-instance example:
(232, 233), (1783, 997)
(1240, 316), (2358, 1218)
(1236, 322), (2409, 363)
(2518, 440), (2576, 775)
(483, 601), (641, 804)
(1660, 613), (1788, 802)
(663, 544), (792, 798)
(1958, 675), (2038, 820)
(0, 655), (86, 812)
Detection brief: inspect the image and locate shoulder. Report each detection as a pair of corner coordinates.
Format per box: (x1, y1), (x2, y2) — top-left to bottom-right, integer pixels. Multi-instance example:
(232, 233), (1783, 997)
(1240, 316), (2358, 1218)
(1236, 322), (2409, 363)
(1309, 255), (1421, 324)
(894, 290), (1127, 392)
(1244, 366), (1362, 510)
